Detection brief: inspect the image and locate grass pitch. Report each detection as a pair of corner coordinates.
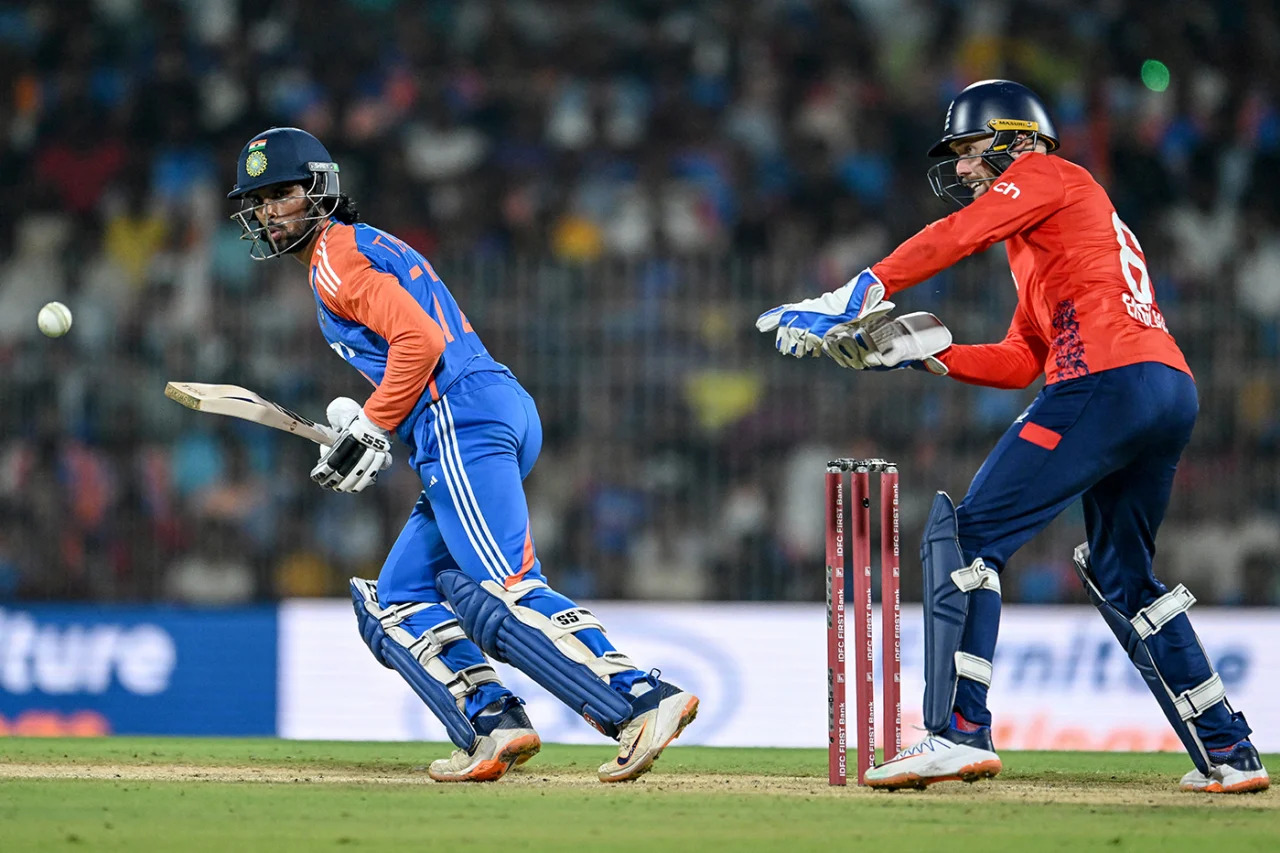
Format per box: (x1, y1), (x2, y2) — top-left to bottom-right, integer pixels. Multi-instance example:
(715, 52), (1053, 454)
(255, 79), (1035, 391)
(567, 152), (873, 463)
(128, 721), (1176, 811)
(1, 738), (1275, 852)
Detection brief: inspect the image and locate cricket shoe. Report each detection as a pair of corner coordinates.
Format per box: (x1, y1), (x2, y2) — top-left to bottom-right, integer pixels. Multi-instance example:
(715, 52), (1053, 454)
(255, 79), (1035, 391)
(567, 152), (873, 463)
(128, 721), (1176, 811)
(598, 677), (699, 783)
(865, 715), (1002, 790)
(1180, 740), (1270, 794)
(428, 697), (541, 782)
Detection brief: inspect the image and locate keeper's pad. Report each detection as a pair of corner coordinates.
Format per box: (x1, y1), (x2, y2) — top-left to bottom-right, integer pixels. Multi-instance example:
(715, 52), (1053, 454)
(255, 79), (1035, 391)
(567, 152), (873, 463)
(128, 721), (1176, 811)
(350, 578), (499, 750)
(1071, 544), (1225, 775)
(436, 569), (637, 739)
(921, 492), (1000, 732)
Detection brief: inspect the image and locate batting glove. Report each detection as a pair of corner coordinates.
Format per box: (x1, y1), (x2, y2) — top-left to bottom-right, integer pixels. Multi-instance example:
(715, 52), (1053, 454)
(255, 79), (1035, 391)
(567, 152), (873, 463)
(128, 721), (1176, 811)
(310, 397), (393, 493)
(756, 268), (895, 358)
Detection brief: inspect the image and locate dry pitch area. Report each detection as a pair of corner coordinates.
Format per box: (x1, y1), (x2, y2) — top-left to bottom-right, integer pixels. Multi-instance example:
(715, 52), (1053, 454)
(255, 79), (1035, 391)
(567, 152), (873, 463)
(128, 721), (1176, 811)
(1, 738), (1276, 852)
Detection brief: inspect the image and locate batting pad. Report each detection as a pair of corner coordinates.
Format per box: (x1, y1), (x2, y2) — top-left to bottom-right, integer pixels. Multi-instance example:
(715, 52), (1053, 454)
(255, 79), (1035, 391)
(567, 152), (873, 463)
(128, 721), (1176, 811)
(921, 492), (1000, 733)
(437, 570), (636, 739)
(350, 578), (498, 750)
(1071, 544), (1227, 775)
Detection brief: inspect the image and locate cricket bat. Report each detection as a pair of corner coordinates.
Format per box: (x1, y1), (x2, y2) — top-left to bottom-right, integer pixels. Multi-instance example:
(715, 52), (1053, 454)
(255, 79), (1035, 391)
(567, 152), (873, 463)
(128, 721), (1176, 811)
(164, 382), (338, 445)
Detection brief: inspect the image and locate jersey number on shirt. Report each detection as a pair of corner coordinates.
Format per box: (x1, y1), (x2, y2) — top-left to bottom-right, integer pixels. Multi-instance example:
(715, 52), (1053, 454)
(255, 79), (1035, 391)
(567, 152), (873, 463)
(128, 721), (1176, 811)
(1111, 212), (1151, 305)
(1112, 211), (1169, 333)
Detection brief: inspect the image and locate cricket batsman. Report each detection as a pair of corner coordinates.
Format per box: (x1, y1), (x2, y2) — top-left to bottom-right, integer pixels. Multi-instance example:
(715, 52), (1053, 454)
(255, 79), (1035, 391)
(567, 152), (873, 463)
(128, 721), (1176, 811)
(757, 80), (1268, 794)
(226, 127), (697, 782)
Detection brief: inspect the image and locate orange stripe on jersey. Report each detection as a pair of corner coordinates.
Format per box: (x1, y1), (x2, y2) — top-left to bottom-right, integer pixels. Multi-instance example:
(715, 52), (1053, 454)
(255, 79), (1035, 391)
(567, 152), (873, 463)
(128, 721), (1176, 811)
(432, 294), (455, 343)
(409, 264), (423, 280)
(313, 223), (446, 430)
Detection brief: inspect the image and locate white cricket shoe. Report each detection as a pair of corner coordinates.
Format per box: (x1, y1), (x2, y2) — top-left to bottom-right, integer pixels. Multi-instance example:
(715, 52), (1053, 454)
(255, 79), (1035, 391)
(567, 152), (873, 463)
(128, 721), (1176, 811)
(598, 680), (699, 783)
(1180, 740), (1270, 794)
(429, 700), (541, 782)
(865, 730), (1002, 790)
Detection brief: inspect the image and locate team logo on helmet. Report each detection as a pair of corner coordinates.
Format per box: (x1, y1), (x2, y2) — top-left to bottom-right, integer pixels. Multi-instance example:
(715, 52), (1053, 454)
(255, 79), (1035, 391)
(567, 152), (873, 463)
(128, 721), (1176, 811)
(245, 150), (268, 177)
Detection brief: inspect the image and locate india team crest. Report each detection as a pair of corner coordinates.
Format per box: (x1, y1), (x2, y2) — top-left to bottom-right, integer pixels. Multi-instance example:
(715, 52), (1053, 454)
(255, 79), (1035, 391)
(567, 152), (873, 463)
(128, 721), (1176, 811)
(245, 150), (268, 177)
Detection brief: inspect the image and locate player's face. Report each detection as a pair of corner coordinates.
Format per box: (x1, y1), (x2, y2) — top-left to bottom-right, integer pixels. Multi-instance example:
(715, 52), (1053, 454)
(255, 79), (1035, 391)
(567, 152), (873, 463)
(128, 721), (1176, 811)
(950, 138), (998, 199)
(248, 183), (311, 253)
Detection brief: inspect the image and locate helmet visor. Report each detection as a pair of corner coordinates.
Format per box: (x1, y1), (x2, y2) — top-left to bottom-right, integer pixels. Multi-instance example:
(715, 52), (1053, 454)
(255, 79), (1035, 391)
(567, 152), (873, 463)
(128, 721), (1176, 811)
(229, 171), (340, 260)
(927, 151), (997, 207)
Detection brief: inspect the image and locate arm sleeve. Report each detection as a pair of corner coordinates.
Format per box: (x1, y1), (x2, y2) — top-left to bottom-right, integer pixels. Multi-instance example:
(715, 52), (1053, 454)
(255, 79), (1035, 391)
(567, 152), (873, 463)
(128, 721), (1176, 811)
(871, 155), (1067, 295)
(935, 299), (1046, 389)
(318, 266), (446, 431)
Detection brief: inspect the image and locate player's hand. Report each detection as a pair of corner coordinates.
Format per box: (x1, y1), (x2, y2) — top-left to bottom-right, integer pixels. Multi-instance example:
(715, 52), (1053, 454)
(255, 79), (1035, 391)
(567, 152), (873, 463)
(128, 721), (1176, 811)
(824, 312), (952, 375)
(756, 268), (895, 358)
(310, 397), (393, 493)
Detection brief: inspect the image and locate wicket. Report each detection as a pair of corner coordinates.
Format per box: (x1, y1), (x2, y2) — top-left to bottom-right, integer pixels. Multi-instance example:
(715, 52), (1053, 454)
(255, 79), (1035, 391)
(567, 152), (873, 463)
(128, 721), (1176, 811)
(825, 458), (902, 786)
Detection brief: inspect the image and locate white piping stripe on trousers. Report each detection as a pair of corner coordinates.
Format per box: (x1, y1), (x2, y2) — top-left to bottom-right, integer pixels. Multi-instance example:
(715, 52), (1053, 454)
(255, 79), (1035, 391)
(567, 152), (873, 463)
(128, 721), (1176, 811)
(429, 405), (505, 583)
(429, 400), (510, 582)
(439, 397), (515, 578)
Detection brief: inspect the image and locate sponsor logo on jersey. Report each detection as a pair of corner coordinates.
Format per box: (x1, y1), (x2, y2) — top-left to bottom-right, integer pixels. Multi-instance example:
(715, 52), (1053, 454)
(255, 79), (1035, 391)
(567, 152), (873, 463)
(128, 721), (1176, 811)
(992, 180), (1021, 198)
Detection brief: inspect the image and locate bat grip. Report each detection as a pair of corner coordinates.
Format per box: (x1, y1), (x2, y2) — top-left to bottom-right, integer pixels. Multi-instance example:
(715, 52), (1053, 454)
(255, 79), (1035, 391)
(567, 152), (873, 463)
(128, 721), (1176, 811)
(316, 425), (340, 446)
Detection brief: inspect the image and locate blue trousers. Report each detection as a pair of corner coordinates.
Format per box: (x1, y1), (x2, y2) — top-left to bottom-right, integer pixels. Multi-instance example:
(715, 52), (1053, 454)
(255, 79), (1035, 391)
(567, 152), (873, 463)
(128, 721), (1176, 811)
(378, 371), (644, 719)
(951, 362), (1245, 748)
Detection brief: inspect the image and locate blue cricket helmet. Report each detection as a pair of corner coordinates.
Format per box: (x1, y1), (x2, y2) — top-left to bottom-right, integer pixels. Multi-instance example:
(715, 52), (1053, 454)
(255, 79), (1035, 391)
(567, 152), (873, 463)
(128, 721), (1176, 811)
(227, 127), (343, 259)
(227, 127), (340, 199)
(928, 79), (1059, 159)
(926, 80), (1059, 206)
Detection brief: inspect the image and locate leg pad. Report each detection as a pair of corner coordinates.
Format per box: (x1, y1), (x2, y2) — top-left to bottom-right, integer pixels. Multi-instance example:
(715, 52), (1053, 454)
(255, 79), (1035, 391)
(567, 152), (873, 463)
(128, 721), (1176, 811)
(436, 570), (635, 738)
(1071, 543), (1228, 774)
(921, 492), (1001, 732)
(350, 578), (494, 750)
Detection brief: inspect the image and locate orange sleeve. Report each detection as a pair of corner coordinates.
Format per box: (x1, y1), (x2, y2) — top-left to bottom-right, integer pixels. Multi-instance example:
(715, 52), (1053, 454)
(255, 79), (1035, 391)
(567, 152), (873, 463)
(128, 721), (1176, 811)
(316, 234), (446, 431)
(871, 154), (1067, 295)
(936, 299), (1047, 389)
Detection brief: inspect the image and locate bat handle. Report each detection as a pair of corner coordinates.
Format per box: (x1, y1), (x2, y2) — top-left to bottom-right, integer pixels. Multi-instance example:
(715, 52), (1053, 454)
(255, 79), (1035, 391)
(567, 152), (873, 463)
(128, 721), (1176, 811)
(316, 425), (340, 446)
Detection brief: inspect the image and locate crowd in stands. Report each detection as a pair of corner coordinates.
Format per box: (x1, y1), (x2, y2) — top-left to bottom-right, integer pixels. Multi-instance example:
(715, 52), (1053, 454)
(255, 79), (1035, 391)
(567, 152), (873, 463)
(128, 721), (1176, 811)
(2, 0), (1279, 606)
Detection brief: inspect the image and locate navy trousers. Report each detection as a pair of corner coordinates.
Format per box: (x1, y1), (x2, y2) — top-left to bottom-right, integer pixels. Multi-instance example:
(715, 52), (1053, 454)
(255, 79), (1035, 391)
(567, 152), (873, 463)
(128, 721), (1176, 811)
(949, 362), (1246, 748)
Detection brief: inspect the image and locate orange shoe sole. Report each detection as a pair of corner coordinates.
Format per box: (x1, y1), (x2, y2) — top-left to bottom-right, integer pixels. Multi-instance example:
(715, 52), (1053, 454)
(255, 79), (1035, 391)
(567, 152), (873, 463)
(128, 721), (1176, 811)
(1182, 775), (1270, 794)
(600, 696), (700, 784)
(429, 733), (542, 783)
(866, 758), (1003, 791)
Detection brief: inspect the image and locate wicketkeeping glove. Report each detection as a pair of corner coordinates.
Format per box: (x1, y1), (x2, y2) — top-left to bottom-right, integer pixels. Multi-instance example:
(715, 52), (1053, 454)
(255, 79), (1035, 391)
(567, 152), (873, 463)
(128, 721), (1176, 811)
(310, 397), (393, 493)
(756, 268), (896, 358)
(824, 312), (952, 375)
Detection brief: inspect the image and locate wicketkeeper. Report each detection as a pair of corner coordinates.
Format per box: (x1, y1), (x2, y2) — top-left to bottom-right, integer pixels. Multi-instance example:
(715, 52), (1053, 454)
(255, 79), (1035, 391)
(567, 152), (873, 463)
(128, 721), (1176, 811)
(758, 80), (1268, 794)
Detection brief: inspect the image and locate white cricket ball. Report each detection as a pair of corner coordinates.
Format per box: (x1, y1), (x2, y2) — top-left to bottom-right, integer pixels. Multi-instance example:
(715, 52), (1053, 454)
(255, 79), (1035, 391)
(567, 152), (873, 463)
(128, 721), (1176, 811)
(38, 301), (73, 338)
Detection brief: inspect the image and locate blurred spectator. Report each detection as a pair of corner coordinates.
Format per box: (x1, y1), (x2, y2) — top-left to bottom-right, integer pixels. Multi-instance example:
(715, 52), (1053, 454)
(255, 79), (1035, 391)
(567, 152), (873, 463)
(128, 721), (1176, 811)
(163, 521), (257, 605)
(3, 0), (1280, 604)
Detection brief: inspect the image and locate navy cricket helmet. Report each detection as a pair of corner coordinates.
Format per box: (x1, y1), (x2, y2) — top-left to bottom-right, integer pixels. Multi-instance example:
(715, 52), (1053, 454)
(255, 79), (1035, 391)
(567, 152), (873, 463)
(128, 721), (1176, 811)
(227, 127), (342, 259)
(227, 127), (339, 199)
(926, 80), (1059, 205)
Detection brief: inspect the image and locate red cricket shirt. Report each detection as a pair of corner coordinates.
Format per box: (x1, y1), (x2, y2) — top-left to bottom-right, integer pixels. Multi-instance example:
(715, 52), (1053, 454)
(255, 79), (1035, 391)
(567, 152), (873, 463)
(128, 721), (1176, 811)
(871, 153), (1190, 388)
